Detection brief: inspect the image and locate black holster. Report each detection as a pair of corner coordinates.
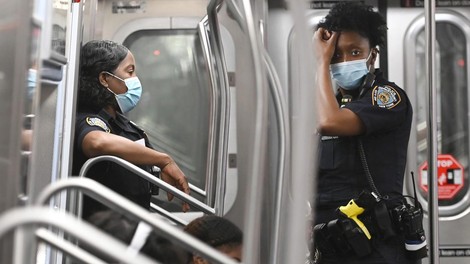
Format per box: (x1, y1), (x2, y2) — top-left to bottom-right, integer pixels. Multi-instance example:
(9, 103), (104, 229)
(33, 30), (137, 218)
(313, 217), (372, 258)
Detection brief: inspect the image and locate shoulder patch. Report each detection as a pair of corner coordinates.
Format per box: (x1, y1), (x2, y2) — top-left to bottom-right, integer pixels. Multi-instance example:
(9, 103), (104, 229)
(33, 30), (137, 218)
(371, 85), (401, 109)
(86, 117), (111, 133)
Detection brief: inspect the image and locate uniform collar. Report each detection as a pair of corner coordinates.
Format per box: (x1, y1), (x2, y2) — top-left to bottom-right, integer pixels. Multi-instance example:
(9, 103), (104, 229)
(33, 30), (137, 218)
(96, 108), (135, 133)
(97, 108), (113, 122)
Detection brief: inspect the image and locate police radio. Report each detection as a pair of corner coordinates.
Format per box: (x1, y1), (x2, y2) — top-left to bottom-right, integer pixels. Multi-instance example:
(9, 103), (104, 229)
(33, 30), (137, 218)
(390, 172), (428, 260)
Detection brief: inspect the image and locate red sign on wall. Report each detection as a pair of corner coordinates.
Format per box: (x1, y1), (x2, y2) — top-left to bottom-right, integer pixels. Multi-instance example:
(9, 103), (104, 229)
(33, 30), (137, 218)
(419, 154), (465, 200)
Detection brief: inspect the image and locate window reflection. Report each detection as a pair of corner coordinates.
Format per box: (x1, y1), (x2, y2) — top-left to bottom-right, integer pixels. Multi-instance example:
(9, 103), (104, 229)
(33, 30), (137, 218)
(415, 22), (469, 206)
(124, 30), (211, 190)
(51, 1), (68, 56)
(20, 21), (41, 199)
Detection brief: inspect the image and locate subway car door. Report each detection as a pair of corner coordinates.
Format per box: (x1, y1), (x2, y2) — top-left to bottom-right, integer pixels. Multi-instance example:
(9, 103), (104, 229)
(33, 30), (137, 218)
(388, 3), (470, 263)
(110, 14), (237, 220)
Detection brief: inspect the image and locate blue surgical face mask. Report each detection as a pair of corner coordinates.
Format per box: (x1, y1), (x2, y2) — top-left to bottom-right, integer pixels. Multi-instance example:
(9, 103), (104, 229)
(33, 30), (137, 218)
(105, 72), (143, 113)
(330, 52), (373, 90)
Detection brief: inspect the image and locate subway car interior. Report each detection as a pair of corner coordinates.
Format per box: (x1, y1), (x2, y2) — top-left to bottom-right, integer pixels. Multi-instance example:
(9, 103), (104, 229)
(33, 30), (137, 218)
(1, 0), (470, 263)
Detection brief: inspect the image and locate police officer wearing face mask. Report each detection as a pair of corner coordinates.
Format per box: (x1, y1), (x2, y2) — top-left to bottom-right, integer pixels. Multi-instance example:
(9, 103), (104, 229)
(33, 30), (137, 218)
(72, 40), (190, 219)
(312, 2), (415, 264)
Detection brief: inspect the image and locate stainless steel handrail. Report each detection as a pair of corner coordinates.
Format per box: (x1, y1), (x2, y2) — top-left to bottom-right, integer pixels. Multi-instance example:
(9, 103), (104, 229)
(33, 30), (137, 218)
(263, 49), (290, 264)
(225, 0), (246, 31)
(189, 182), (207, 197)
(0, 207), (158, 264)
(34, 178), (239, 264)
(35, 228), (109, 264)
(201, 0), (249, 217)
(239, 0), (269, 263)
(425, 0), (440, 263)
(149, 203), (189, 226)
(197, 15), (219, 206)
(79, 155), (215, 214)
(216, 0), (290, 263)
(207, 0), (231, 215)
(283, 0), (318, 263)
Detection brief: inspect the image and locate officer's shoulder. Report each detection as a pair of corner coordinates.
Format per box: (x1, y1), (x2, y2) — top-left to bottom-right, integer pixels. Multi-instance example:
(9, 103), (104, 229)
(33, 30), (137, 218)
(82, 115), (111, 133)
(370, 84), (403, 109)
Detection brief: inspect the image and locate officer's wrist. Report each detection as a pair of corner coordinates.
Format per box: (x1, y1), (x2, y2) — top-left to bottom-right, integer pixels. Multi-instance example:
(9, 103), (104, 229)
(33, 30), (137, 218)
(160, 161), (172, 172)
(159, 156), (173, 172)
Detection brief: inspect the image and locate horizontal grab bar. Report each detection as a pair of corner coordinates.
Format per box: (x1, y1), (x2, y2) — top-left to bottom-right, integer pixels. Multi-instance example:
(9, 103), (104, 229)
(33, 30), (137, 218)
(189, 183), (207, 197)
(150, 202), (189, 226)
(152, 167), (206, 197)
(34, 178), (238, 264)
(0, 207), (158, 264)
(79, 155), (215, 214)
(35, 228), (111, 264)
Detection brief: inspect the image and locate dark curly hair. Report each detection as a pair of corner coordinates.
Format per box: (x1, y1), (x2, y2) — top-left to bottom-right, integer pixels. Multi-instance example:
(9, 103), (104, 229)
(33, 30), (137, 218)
(78, 40), (129, 111)
(316, 1), (387, 48)
(184, 215), (242, 249)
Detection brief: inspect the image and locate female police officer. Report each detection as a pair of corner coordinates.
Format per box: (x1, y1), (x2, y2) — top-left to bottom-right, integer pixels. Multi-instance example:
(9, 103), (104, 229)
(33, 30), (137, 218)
(312, 2), (417, 264)
(72, 40), (190, 219)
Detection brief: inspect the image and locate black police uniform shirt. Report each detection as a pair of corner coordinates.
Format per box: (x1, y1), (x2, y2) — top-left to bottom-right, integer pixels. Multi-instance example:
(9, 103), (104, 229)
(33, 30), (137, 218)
(72, 107), (154, 219)
(316, 70), (413, 224)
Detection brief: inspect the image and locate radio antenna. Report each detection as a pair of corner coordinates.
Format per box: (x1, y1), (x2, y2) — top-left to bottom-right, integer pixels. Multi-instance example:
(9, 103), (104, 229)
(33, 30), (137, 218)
(411, 171), (418, 206)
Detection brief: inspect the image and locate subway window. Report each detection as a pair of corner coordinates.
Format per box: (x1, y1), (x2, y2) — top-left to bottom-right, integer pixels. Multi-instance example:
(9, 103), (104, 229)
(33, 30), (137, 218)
(124, 29), (211, 191)
(414, 21), (469, 207)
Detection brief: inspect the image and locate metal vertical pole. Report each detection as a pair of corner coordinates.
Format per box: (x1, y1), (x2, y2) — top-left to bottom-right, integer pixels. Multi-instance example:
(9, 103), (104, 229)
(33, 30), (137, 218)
(425, 0), (440, 263)
(207, 0), (231, 216)
(281, 0), (317, 263)
(0, 0), (34, 263)
(239, 0), (268, 263)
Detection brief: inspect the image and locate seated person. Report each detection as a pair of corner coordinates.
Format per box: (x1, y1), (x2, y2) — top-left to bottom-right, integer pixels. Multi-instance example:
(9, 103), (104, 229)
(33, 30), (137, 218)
(87, 210), (188, 264)
(72, 40), (190, 219)
(184, 215), (243, 263)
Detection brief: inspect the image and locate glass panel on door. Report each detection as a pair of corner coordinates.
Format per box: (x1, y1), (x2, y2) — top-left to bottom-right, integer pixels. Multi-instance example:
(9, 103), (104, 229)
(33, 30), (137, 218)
(414, 21), (468, 207)
(124, 29), (211, 193)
